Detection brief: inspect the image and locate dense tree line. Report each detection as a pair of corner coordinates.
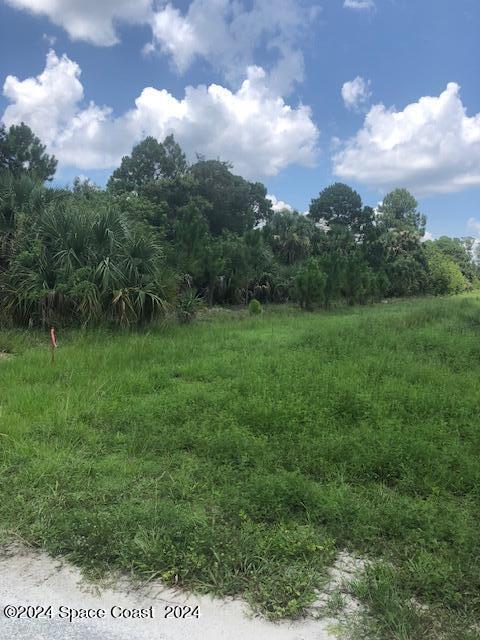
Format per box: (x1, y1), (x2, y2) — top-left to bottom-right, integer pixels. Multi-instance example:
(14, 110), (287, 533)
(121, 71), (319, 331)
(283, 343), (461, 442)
(0, 123), (478, 326)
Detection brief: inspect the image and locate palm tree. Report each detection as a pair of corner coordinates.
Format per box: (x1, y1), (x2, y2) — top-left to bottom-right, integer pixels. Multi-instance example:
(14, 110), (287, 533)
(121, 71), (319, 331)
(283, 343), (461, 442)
(1, 191), (172, 326)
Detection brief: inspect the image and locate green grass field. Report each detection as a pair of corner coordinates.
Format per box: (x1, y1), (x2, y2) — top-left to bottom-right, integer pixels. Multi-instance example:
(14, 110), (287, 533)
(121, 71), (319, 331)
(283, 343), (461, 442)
(1, 296), (480, 639)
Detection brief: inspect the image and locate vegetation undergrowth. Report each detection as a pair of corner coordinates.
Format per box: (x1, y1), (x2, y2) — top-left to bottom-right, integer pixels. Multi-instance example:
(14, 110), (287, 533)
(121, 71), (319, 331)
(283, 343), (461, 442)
(1, 294), (480, 638)
(2, 124), (479, 331)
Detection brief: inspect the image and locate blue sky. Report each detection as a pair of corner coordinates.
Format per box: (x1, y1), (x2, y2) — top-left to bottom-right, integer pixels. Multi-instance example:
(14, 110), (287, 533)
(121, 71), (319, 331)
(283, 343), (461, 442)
(1, 0), (479, 239)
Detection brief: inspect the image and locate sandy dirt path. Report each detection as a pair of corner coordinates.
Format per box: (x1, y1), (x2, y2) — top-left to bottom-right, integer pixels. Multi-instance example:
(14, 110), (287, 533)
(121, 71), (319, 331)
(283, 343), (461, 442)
(0, 545), (342, 640)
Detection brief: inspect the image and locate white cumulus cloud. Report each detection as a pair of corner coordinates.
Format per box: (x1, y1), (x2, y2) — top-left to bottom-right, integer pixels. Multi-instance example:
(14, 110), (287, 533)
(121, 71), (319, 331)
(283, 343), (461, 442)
(3, 50), (84, 146)
(149, 0), (319, 95)
(333, 83), (480, 195)
(2, 51), (319, 180)
(4, 0), (151, 46)
(344, 0), (375, 10)
(267, 194), (294, 212)
(341, 76), (371, 111)
(150, 3), (206, 73)
(343, 0), (375, 11)
(5, 0), (318, 96)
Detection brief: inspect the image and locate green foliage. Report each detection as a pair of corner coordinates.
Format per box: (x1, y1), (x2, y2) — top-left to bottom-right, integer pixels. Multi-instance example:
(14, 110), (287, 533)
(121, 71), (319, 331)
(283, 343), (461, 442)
(426, 247), (467, 295)
(189, 160), (272, 235)
(386, 254), (428, 297)
(175, 198), (210, 251)
(0, 193), (172, 327)
(377, 188), (426, 235)
(0, 122), (57, 182)
(295, 257), (326, 310)
(343, 251), (377, 305)
(264, 210), (316, 265)
(428, 235), (478, 283)
(309, 182), (361, 224)
(175, 289), (203, 323)
(1, 128), (478, 326)
(379, 225), (428, 297)
(248, 298), (262, 315)
(117, 192), (169, 230)
(0, 171), (47, 270)
(309, 182), (373, 235)
(107, 135), (187, 194)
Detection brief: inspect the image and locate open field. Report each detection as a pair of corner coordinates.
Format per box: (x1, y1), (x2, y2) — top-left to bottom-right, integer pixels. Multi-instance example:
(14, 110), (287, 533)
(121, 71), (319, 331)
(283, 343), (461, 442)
(1, 296), (480, 639)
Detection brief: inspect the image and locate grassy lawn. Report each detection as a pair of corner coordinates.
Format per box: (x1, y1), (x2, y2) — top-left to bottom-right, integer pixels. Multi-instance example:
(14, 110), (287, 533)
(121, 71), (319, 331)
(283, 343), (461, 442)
(1, 296), (480, 638)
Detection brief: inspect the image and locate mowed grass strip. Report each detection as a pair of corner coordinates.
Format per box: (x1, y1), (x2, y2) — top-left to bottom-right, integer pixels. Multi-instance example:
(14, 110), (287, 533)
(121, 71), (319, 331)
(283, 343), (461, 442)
(1, 296), (480, 638)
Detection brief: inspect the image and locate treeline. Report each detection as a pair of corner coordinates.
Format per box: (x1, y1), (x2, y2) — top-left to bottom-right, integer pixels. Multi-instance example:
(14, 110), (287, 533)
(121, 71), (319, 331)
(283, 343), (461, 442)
(0, 123), (478, 326)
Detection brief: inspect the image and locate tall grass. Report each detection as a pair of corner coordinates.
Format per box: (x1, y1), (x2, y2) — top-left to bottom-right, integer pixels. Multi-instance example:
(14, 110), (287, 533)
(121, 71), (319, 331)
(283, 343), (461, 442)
(1, 295), (480, 637)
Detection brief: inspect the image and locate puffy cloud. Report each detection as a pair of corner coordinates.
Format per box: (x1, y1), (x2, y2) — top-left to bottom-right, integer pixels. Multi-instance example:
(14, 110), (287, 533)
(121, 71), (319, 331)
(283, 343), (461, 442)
(150, 3), (207, 73)
(333, 83), (480, 195)
(3, 50), (84, 146)
(4, 0), (151, 46)
(149, 0), (319, 95)
(267, 194), (293, 212)
(4, 0), (317, 95)
(341, 76), (371, 111)
(2, 52), (319, 180)
(344, 0), (375, 9)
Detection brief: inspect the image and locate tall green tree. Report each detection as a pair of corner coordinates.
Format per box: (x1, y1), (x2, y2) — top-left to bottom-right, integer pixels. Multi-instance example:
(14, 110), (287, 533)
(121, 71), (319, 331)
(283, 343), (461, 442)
(190, 160), (272, 235)
(365, 189), (428, 297)
(342, 251), (376, 305)
(0, 123), (57, 182)
(107, 135), (187, 194)
(377, 188), (426, 236)
(309, 182), (372, 234)
(295, 258), (326, 310)
(172, 197), (211, 270)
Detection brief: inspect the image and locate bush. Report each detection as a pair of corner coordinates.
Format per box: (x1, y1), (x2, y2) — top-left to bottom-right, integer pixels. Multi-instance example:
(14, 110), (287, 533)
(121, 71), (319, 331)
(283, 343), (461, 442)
(248, 298), (262, 315)
(427, 252), (467, 295)
(176, 289), (203, 323)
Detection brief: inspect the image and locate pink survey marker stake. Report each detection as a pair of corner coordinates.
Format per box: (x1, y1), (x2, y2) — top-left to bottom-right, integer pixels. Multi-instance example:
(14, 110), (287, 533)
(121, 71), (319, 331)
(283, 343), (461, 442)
(50, 326), (58, 363)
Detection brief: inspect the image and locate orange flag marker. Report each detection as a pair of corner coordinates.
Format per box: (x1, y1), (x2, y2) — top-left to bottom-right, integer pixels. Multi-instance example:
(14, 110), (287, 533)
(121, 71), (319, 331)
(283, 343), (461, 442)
(50, 326), (57, 363)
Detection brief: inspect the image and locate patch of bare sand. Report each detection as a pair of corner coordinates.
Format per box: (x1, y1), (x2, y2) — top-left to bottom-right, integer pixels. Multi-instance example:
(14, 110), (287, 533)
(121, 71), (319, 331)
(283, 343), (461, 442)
(0, 543), (366, 640)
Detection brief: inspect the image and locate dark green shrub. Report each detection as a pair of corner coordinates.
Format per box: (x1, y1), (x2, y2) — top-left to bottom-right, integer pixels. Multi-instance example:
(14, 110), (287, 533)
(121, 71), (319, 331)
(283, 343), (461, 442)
(426, 251), (467, 295)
